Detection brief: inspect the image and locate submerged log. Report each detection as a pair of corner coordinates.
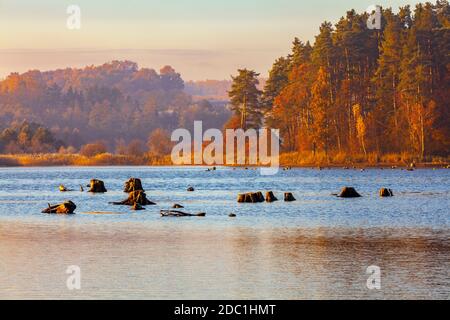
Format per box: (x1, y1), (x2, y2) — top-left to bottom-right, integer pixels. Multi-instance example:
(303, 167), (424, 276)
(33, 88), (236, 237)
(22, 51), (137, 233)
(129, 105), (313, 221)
(338, 187), (362, 198)
(172, 204), (184, 209)
(42, 201), (76, 214)
(229, 213), (237, 218)
(265, 191), (278, 203)
(379, 188), (394, 197)
(89, 179), (107, 193)
(160, 210), (206, 217)
(124, 178), (144, 193)
(111, 190), (156, 206)
(284, 192), (296, 202)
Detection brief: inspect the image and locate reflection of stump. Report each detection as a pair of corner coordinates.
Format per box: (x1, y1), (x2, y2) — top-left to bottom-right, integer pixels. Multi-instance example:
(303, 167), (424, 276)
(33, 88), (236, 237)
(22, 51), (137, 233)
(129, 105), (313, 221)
(112, 190), (156, 206)
(89, 179), (107, 193)
(284, 192), (296, 202)
(379, 188), (394, 197)
(338, 187), (361, 198)
(124, 178), (144, 193)
(42, 201), (76, 214)
(265, 191), (278, 202)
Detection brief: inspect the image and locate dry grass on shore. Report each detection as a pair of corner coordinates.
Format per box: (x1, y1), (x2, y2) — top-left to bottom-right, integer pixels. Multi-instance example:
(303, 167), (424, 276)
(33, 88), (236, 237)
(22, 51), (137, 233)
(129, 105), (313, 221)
(0, 153), (172, 167)
(0, 152), (448, 168)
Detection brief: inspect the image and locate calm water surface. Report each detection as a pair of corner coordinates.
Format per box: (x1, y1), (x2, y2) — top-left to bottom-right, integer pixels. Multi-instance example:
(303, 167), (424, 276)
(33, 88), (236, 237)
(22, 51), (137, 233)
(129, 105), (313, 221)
(0, 166), (449, 299)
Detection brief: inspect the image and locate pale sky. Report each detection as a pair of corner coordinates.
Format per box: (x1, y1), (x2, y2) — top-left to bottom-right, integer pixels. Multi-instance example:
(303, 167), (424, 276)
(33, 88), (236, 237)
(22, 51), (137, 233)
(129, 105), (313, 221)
(0, 0), (422, 80)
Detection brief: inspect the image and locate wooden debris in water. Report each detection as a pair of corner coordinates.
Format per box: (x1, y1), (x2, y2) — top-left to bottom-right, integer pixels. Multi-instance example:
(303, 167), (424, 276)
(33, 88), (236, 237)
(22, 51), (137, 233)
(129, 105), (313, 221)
(160, 210), (206, 217)
(42, 201), (76, 214)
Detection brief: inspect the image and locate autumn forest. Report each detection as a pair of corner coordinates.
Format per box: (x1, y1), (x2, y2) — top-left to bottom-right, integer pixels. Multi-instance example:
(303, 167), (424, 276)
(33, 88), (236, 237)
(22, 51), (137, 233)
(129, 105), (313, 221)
(0, 1), (449, 166)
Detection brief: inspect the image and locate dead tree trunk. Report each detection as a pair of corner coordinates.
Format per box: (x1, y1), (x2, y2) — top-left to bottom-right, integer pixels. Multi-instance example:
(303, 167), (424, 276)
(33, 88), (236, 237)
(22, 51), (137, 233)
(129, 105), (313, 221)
(124, 178), (144, 193)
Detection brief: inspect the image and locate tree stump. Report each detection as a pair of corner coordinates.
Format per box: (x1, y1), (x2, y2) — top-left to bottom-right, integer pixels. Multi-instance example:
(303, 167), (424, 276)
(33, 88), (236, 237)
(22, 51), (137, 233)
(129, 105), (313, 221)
(265, 191), (278, 202)
(338, 187), (362, 198)
(111, 190), (156, 206)
(124, 178), (144, 193)
(284, 192), (296, 202)
(238, 192), (265, 203)
(42, 201), (76, 214)
(379, 188), (394, 197)
(89, 179), (107, 193)
(187, 186), (195, 192)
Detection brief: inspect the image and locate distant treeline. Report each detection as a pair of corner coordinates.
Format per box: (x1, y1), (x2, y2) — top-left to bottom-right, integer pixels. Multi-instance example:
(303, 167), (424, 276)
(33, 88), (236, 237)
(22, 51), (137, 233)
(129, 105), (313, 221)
(0, 122), (64, 154)
(227, 1), (449, 161)
(0, 61), (231, 151)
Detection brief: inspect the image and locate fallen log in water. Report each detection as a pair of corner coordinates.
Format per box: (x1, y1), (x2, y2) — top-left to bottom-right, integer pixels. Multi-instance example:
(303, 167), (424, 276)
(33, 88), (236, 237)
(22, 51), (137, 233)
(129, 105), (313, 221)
(111, 190), (156, 206)
(160, 210), (206, 217)
(42, 201), (76, 214)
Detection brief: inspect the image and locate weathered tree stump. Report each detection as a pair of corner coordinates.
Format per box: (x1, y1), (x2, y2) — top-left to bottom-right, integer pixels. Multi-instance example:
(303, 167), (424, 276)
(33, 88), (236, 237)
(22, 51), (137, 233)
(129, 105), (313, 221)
(111, 190), (156, 206)
(59, 185), (69, 192)
(238, 192), (265, 203)
(80, 185), (84, 192)
(124, 178), (144, 193)
(160, 210), (206, 217)
(338, 187), (362, 198)
(42, 201), (76, 214)
(265, 191), (278, 202)
(284, 192), (296, 202)
(89, 179), (107, 193)
(379, 188), (394, 197)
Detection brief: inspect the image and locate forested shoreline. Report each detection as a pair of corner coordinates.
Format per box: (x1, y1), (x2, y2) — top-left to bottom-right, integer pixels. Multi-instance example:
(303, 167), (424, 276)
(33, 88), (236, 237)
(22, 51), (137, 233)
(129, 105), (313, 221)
(0, 1), (449, 167)
(228, 1), (449, 164)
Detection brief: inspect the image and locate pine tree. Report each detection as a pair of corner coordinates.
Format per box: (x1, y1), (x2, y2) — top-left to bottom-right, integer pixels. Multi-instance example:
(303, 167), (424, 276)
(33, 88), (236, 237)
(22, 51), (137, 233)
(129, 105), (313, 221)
(310, 67), (331, 155)
(228, 69), (262, 129)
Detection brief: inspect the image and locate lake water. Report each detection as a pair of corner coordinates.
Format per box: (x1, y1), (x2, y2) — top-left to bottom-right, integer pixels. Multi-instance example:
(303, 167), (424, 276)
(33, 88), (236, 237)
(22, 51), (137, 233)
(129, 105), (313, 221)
(0, 166), (449, 299)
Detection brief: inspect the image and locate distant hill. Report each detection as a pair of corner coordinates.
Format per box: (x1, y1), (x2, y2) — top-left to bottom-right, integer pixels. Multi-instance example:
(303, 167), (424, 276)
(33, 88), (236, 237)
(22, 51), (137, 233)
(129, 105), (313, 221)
(0, 61), (231, 151)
